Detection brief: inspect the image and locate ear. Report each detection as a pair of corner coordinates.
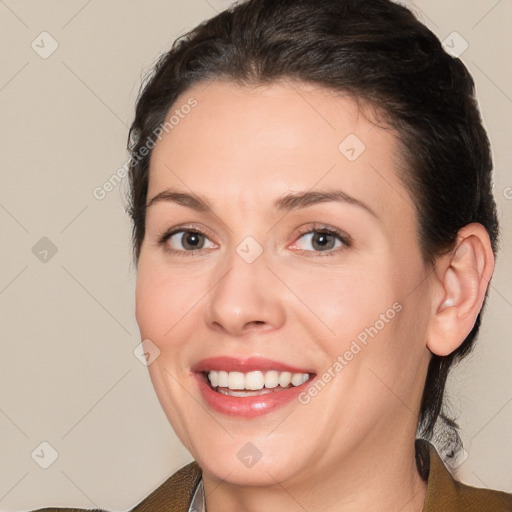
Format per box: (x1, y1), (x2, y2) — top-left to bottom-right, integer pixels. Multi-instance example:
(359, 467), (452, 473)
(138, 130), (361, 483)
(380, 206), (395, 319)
(426, 223), (496, 357)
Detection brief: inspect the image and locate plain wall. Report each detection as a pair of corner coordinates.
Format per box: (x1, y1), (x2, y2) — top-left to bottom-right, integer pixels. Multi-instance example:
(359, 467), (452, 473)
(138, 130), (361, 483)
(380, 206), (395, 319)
(0, 0), (510, 510)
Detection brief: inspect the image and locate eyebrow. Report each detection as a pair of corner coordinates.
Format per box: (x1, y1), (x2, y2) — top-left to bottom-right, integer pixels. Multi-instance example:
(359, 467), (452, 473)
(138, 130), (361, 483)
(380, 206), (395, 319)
(146, 188), (379, 219)
(274, 189), (378, 219)
(146, 189), (212, 212)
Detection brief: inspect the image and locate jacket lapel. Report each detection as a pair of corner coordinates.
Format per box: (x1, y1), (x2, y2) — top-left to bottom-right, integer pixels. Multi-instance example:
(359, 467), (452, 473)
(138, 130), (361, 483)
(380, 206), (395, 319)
(131, 461), (202, 512)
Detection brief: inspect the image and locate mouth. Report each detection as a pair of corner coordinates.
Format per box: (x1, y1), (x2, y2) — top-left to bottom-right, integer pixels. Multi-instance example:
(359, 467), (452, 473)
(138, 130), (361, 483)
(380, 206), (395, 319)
(191, 357), (317, 417)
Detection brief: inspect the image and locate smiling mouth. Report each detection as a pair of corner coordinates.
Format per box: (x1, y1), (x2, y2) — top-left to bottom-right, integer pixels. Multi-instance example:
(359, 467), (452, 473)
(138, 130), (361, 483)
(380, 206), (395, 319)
(202, 369), (314, 397)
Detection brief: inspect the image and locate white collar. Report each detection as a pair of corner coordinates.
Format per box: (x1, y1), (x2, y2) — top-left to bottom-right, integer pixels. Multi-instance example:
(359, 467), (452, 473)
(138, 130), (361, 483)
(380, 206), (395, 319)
(188, 477), (206, 512)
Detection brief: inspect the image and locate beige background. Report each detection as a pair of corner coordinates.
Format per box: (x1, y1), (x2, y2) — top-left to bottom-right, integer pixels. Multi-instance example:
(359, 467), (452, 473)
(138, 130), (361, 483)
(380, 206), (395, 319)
(0, 0), (510, 510)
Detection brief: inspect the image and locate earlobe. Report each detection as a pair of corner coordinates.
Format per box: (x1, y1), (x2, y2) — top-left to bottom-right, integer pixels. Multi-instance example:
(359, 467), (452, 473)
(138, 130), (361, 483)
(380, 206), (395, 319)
(425, 223), (495, 357)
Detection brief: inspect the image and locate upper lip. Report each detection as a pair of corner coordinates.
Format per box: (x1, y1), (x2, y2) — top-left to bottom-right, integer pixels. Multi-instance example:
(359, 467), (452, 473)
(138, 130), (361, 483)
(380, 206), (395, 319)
(191, 356), (315, 374)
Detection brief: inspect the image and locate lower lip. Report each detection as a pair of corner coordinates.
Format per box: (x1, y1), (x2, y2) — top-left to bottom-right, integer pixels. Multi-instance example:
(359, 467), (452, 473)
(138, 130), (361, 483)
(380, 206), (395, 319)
(194, 372), (315, 418)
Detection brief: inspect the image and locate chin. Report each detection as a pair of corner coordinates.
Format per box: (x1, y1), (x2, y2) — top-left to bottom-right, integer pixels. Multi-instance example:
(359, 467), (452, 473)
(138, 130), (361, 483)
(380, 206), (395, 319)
(188, 433), (310, 487)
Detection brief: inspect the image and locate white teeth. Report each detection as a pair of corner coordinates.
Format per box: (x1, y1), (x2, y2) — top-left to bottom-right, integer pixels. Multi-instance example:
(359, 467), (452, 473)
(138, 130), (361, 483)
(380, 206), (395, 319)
(279, 371), (292, 387)
(228, 371), (245, 390)
(206, 369), (311, 391)
(245, 371), (265, 390)
(264, 370), (279, 388)
(208, 370), (219, 387)
(217, 370), (228, 387)
(291, 373), (305, 386)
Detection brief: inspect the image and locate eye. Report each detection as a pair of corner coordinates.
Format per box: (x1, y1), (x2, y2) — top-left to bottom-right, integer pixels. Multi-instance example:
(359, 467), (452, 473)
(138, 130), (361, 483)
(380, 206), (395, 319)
(290, 225), (351, 255)
(158, 228), (216, 254)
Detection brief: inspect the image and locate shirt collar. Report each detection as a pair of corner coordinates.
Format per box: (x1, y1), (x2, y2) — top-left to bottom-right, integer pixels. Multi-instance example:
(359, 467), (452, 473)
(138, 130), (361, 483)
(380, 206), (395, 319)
(188, 476), (206, 512)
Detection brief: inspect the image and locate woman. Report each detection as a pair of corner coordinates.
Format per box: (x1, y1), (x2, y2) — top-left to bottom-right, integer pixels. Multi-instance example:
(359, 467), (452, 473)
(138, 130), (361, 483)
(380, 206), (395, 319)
(35, 0), (511, 510)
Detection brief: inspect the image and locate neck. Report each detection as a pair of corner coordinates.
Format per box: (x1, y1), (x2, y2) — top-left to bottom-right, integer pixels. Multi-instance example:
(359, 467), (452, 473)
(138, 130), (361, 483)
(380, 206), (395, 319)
(202, 435), (427, 512)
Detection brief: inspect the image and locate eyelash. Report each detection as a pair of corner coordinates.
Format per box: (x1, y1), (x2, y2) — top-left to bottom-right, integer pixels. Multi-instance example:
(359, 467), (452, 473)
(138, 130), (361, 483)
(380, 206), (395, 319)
(155, 223), (352, 257)
(293, 224), (352, 256)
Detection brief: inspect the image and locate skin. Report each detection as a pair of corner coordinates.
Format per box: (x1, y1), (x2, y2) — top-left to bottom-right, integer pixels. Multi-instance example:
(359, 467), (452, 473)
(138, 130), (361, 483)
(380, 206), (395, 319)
(135, 79), (495, 512)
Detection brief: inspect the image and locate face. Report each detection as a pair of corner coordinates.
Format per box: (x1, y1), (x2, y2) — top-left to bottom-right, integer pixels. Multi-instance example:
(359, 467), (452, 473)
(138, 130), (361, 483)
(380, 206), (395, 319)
(135, 79), (433, 487)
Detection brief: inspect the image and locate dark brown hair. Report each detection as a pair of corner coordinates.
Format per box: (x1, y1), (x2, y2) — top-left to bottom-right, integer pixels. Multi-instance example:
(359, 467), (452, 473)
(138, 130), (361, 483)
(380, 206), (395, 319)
(126, 0), (499, 469)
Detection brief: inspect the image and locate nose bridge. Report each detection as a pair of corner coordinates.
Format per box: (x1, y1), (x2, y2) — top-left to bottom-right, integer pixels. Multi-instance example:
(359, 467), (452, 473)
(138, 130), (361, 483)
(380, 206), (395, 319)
(205, 239), (285, 335)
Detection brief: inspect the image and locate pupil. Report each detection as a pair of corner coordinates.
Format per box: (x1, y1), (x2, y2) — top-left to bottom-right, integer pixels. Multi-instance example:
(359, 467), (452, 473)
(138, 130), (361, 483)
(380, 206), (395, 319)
(183, 232), (203, 250)
(313, 232), (334, 251)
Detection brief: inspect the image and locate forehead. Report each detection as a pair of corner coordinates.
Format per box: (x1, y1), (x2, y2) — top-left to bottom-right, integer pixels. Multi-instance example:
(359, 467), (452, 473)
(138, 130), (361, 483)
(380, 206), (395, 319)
(147, 79), (413, 225)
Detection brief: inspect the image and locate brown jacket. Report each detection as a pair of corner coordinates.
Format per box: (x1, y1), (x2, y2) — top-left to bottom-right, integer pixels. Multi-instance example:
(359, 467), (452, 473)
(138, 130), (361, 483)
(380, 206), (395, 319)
(34, 440), (512, 511)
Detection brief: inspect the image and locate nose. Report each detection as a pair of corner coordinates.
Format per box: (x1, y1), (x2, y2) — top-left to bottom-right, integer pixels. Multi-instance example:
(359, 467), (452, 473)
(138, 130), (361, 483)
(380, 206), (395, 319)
(204, 247), (286, 337)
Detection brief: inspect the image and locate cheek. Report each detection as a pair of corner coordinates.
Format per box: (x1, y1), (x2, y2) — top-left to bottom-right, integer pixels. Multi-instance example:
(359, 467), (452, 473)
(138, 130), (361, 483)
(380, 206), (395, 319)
(134, 258), (205, 447)
(135, 257), (205, 343)
(284, 263), (398, 355)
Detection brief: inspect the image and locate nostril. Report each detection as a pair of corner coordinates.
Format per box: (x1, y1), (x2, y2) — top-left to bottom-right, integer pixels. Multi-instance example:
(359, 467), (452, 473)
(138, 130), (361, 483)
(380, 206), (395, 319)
(243, 320), (270, 332)
(246, 321), (265, 327)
